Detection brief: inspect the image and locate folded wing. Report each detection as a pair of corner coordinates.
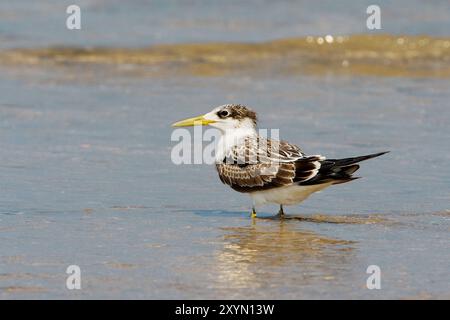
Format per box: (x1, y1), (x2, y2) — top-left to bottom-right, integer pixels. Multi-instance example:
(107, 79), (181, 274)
(216, 137), (324, 192)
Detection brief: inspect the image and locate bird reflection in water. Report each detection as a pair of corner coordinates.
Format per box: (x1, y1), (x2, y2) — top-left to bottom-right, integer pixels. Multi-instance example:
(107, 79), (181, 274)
(213, 219), (356, 292)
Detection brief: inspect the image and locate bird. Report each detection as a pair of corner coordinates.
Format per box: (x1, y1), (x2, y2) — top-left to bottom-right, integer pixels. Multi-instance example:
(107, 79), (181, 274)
(172, 104), (388, 218)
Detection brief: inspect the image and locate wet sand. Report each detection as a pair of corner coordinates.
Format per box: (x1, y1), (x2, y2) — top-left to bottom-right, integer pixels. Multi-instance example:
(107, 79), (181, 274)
(0, 1), (449, 299)
(1, 68), (449, 299)
(1, 208), (448, 299)
(2, 35), (450, 78)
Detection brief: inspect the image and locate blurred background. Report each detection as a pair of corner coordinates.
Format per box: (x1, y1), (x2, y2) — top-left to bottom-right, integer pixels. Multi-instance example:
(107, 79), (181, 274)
(0, 1), (449, 299)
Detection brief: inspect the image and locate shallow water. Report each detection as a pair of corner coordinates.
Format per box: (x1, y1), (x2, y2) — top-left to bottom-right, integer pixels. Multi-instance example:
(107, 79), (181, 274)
(1, 70), (449, 299)
(2, 0), (450, 49)
(1, 1), (449, 299)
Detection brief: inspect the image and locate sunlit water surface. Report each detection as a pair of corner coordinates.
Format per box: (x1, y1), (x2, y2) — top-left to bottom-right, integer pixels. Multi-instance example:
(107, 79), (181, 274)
(0, 0), (449, 299)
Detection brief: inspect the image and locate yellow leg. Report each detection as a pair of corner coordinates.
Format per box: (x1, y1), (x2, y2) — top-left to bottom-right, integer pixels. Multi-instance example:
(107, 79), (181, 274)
(251, 207), (257, 218)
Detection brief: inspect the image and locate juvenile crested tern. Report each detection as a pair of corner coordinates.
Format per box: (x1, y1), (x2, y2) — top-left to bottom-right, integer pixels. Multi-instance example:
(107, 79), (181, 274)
(172, 104), (388, 217)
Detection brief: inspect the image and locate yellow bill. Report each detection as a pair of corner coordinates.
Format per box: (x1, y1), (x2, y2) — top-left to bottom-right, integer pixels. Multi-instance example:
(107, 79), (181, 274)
(171, 115), (216, 127)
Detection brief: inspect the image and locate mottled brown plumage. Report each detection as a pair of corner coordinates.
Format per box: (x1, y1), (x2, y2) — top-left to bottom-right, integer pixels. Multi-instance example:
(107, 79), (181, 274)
(216, 136), (323, 193)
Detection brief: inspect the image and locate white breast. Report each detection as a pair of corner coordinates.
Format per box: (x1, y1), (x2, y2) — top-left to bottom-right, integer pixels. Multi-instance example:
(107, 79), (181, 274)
(249, 183), (333, 206)
(215, 128), (256, 163)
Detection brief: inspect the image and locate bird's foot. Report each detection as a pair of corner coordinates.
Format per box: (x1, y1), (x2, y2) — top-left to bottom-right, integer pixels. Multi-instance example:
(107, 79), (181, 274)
(276, 205), (285, 219)
(275, 212), (285, 219)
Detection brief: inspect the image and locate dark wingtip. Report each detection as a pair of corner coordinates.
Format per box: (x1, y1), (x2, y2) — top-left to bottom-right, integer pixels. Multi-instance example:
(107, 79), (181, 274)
(326, 151), (390, 168)
(371, 151), (390, 158)
(358, 151), (390, 162)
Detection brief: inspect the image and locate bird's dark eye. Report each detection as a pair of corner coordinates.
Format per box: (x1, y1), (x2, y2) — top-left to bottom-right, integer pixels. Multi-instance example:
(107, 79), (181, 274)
(218, 110), (230, 118)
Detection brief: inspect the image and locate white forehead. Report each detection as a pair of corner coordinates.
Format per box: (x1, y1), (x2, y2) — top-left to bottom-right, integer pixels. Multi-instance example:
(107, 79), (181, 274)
(210, 104), (232, 113)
